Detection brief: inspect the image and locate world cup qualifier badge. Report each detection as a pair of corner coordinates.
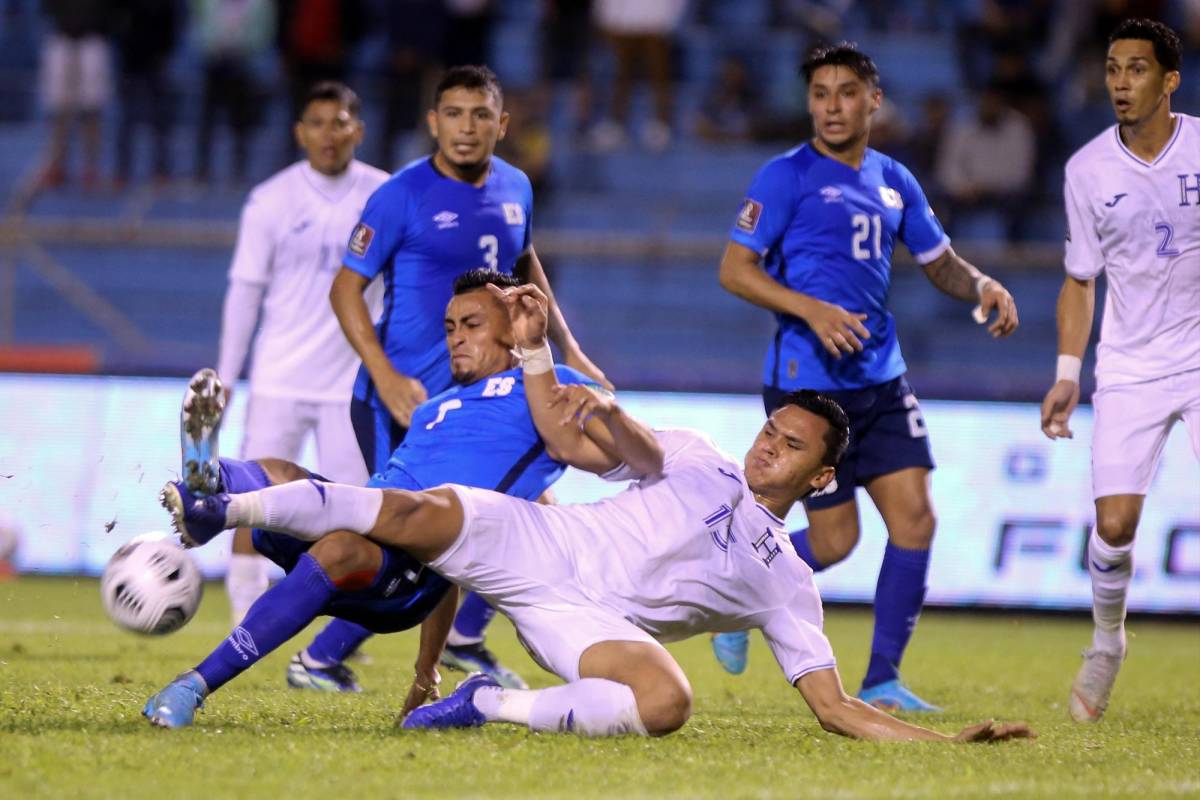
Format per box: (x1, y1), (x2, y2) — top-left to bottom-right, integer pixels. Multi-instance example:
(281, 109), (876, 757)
(348, 223), (375, 257)
(735, 198), (762, 234)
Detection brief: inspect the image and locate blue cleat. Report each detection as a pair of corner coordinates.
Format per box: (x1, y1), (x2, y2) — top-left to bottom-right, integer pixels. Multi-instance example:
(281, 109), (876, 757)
(159, 480), (232, 548)
(143, 671), (208, 728)
(180, 368), (225, 496)
(286, 653), (362, 693)
(402, 672), (499, 730)
(440, 641), (528, 689)
(859, 679), (942, 713)
(711, 631), (750, 675)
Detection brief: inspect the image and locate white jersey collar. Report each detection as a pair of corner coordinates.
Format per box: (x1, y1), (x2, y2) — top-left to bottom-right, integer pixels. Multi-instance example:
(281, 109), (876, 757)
(301, 160), (358, 201)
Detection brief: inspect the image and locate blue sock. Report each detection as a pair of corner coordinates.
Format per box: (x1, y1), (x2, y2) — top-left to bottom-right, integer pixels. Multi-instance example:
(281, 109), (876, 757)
(788, 528), (827, 573)
(862, 542), (930, 691)
(304, 619), (373, 666)
(218, 457), (272, 493)
(451, 592), (495, 641)
(195, 553), (334, 692)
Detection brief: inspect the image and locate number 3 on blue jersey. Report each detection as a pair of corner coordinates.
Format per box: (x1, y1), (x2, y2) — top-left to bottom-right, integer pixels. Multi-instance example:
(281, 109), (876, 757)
(479, 234), (499, 269)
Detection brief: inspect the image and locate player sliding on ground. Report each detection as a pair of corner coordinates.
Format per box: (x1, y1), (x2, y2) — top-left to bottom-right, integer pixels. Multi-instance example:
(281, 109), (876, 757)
(162, 283), (1033, 743)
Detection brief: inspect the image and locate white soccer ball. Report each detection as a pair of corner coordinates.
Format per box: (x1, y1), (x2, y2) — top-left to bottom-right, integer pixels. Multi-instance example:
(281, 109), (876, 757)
(100, 533), (203, 635)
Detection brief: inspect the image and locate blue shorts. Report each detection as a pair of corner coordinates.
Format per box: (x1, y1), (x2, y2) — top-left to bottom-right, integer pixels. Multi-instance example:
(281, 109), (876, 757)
(350, 396), (407, 475)
(763, 375), (935, 511)
(250, 466), (450, 634)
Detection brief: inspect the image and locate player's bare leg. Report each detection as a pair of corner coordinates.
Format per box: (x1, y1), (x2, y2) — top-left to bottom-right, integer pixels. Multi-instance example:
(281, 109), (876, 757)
(1070, 493), (1142, 723)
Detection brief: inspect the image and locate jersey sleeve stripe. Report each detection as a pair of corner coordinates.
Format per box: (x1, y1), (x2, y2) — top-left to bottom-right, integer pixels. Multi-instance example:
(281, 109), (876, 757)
(912, 235), (951, 265)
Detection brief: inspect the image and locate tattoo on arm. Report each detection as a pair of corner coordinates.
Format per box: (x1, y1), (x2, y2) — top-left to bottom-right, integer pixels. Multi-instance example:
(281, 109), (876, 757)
(922, 250), (984, 302)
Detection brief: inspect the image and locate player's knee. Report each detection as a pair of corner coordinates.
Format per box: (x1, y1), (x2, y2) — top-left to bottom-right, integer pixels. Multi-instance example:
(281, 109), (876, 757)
(637, 677), (693, 736)
(255, 458), (310, 485)
(1095, 510), (1136, 548)
(888, 505), (936, 550)
(309, 531), (377, 581)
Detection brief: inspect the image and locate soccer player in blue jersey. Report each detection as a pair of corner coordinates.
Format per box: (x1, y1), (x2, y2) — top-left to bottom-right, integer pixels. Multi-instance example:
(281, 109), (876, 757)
(143, 271), (602, 727)
(715, 43), (1020, 712)
(324, 65), (609, 683)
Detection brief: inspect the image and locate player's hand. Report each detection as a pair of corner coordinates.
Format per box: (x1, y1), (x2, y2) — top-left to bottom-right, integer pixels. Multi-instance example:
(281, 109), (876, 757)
(798, 299), (870, 359)
(1040, 380), (1080, 440)
(976, 278), (1019, 338)
(952, 719), (1037, 743)
(564, 348), (614, 391)
(548, 383), (615, 429)
(375, 367), (428, 428)
(487, 283), (550, 348)
(399, 666), (441, 719)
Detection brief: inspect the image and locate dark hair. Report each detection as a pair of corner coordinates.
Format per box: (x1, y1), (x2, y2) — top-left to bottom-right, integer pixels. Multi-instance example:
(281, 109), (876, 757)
(801, 42), (880, 87)
(300, 81), (361, 119)
(434, 65), (504, 107)
(1109, 18), (1182, 73)
(453, 268), (522, 295)
(779, 390), (850, 467)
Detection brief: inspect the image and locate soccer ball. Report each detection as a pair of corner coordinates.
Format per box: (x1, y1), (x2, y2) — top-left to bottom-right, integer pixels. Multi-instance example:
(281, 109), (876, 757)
(100, 533), (203, 635)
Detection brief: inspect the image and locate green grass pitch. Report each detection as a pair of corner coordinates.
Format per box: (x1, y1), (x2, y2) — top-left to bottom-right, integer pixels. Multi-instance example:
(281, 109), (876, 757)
(1, 577), (1198, 799)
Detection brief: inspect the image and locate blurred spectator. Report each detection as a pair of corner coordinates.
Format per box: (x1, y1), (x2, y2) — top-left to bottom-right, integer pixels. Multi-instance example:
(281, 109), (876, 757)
(693, 55), (761, 144)
(192, 0), (276, 184)
(908, 93), (950, 187)
(497, 87), (554, 201)
(956, 0), (1053, 90)
(113, 0), (185, 186)
(37, 0), (113, 189)
(775, 0), (852, 40)
(377, 0), (446, 170)
(277, 0), (366, 162)
(442, 0), (494, 67)
(589, 0), (687, 152)
(540, 0), (594, 136)
(935, 84), (1035, 243)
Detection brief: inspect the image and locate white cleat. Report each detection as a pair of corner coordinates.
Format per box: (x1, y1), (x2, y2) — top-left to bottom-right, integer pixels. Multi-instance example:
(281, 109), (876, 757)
(1068, 648), (1124, 723)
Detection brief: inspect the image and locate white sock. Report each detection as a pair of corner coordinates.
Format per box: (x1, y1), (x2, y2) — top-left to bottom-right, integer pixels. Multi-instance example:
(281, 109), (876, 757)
(225, 552), (270, 625)
(473, 679), (648, 737)
(226, 481), (383, 542)
(1088, 528), (1133, 655)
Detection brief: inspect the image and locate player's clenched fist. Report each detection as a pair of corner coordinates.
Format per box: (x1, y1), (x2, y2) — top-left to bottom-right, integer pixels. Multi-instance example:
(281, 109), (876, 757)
(488, 282), (549, 347)
(1040, 380), (1080, 440)
(375, 368), (428, 428)
(549, 383), (615, 429)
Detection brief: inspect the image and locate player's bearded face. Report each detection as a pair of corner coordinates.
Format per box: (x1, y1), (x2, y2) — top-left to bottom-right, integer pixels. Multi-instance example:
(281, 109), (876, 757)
(295, 101), (362, 176)
(428, 88), (510, 173)
(807, 66), (880, 150)
(743, 407), (835, 499)
(1105, 39), (1179, 126)
(445, 290), (516, 383)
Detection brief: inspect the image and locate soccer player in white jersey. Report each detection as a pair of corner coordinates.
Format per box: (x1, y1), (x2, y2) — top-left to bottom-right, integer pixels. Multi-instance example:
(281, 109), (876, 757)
(170, 285), (1033, 744)
(1041, 18), (1199, 723)
(212, 82), (388, 629)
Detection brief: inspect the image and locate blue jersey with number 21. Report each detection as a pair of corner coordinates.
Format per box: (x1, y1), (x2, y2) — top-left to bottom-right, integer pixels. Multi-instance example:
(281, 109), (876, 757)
(343, 156), (534, 404)
(729, 144), (949, 391)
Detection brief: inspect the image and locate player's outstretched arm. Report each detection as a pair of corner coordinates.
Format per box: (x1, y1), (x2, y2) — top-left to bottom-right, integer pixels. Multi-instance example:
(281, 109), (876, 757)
(1040, 275), (1094, 440)
(330, 266), (427, 426)
(795, 668), (1036, 743)
(400, 584), (459, 718)
(921, 247), (1019, 337)
(517, 247), (614, 390)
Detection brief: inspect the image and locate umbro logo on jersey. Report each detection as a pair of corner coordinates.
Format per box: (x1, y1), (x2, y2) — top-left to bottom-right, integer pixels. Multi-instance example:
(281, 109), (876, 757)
(819, 186), (843, 203)
(433, 211), (459, 230)
(348, 223), (374, 257)
(878, 186), (904, 209)
(1104, 193), (1128, 208)
(502, 202), (525, 225)
(735, 198), (762, 233)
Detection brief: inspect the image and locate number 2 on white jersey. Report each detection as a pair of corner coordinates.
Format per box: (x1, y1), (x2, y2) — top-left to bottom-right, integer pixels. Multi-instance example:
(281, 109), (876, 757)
(479, 234), (499, 269)
(851, 213), (882, 260)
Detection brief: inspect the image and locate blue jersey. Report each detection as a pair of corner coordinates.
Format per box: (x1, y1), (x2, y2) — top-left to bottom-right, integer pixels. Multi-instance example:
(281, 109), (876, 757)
(376, 365), (595, 501)
(729, 145), (949, 391)
(344, 156), (534, 404)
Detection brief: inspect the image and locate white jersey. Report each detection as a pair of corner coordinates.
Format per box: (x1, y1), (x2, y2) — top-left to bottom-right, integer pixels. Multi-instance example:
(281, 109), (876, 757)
(1063, 113), (1200, 388)
(533, 428), (836, 684)
(228, 159), (388, 402)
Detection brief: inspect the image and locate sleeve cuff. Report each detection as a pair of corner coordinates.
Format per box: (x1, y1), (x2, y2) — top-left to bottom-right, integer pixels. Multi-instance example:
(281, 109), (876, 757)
(912, 236), (951, 265)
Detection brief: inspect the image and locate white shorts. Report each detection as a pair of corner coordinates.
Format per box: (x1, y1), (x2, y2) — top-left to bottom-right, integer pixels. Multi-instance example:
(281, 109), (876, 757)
(1092, 368), (1200, 499)
(40, 34), (112, 113)
(431, 486), (662, 682)
(241, 395), (368, 485)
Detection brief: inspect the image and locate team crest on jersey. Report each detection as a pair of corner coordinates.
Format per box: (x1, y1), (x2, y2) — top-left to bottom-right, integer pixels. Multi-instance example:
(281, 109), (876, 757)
(502, 203), (525, 225)
(348, 223), (374, 257)
(820, 186), (844, 204)
(433, 210), (459, 230)
(878, 186), (904, 209)
(735, 198), (762, 233)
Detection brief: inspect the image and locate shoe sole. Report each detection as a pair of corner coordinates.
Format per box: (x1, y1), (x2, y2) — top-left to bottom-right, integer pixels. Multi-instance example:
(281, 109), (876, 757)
(181, 368), (224, 496)
(159, 482), (202, 549)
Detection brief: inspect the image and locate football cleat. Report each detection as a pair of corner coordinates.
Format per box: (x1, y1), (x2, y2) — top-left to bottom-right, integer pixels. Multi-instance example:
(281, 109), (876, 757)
(440, 641), (528, 689)
(1068, 648), (1124, 723)
(859, 679), (942, 713)
(711, 631), (750, 675)
(181, 368), (226, 496)
(402, 672), (498, 730)
(159, 480), (232, 548)
(143, 671), (207, 729)
(286, 653), (363, 693)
